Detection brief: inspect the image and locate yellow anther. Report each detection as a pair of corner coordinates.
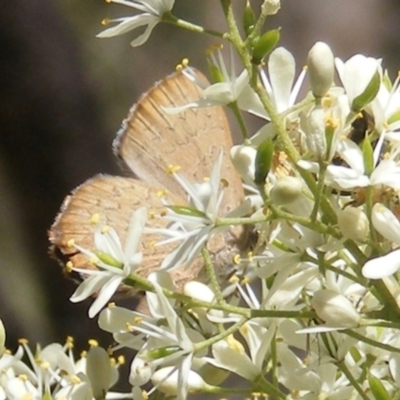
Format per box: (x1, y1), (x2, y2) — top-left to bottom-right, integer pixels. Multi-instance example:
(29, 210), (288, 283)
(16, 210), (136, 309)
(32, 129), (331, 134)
(70, 374), (82, 384)
(108, 302), (116, 308)
(325, 116), (339, 129)
(233, 254), (241, 265)
(90, 213), (100, 225)
(18, 338), (28, 345)
(101, 225), (111, 234)
(167, 164), (181, 174)
(88, 339), (99, 347)
(67, 239), (75, 248)
(117, 355), (125, 365)
(148, 210), (156, 219)
(156, 189), (168, 198)
(241, 277), (250, 285)
(133, 317), (143, 324)
(229, 275), (240, 284)
(65, 261), (73, 272)
(101, 18), (110, 26)
(80, 350), (87, 358)
(126, 322), (135, 332)
(18, 374), (28, 382)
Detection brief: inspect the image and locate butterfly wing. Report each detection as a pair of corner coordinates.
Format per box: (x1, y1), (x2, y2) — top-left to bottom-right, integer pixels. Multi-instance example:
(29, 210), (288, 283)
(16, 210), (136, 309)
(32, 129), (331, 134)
(49, 175), (202, 290)
(114, 69), (244, 214)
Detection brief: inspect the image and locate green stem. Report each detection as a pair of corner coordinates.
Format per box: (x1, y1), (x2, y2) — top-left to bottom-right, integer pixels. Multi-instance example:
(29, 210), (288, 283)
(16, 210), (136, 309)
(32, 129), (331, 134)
(202, 247), (224, 303)
(337, 359), (369, 400)
(163, 12), (225, 39)
(344, 329), (400, 354)
(228, 101), (249, 139)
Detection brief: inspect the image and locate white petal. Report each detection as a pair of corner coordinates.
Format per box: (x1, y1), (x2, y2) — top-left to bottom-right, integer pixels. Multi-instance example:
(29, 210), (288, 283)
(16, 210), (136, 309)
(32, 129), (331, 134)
(372, 203), (400, 244)
(362, 250), (400, 279)
(88, 276), (123, 318)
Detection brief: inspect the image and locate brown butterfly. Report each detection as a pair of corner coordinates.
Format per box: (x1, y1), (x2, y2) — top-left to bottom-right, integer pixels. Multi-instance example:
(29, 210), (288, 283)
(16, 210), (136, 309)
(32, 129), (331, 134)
(49, 68), (247, 295)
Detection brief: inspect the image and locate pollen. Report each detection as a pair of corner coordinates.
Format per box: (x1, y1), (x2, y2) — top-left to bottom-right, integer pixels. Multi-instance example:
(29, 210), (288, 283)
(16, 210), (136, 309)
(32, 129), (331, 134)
(117, 355), (125, 365)
(241, 277), (250, 285)
(233, 254), (241, 265)
(88, 339), (99, 347)
(70, 374), (82, 385)
(176, 58), (189, 71)
(65, 261), (73, 272)
(67, 239), (75, 248)
(167, 164), (181, 174)
(90, 213), (100, 225)
(157, 189), (169, 198)
(101, 225), (111, 234)
(325, 116), (339, 129)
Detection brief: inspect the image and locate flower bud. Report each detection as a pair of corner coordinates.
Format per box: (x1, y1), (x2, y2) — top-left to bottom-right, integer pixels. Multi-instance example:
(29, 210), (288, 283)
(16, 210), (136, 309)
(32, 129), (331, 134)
(270, 176), (303, 205)
(254, 138), (274, 185)
(243, 0), (256, 36)
(183, 281), (215, 303)
(311, 289), (361, 328)
(261, 0), (281, 15)
(307, 42), (334, 98)
(230, 144), (256, 184)
(251, 28), (281, 65)
(151, 367), (207, 395)
(337, 207), (369, 242)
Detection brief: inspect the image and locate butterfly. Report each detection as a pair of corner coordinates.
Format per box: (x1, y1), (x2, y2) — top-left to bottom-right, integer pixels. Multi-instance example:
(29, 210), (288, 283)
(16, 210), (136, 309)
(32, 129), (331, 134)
(49, 68), (247, 294)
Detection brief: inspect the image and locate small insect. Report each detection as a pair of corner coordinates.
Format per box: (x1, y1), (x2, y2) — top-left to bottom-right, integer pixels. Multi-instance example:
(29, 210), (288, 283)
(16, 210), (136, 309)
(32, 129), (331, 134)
(49, 68), (248, 297)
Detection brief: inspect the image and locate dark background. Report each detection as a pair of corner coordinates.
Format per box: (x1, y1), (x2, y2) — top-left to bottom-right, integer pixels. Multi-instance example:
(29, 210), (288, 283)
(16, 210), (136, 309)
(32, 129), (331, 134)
(0, 0), (399, 353)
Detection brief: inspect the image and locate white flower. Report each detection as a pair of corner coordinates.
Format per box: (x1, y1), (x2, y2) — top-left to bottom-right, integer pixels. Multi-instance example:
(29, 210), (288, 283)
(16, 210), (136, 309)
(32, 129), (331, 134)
(243, 47), (306, 118)
(335, 54), (381, 106)
(164, 48), (249, 114)
(325, 136), (400, 190)
(152, 151), (247, 270)
(310, 289), (361, 329)
(70, 207), (147, 318)
(97, 0), (175, 47)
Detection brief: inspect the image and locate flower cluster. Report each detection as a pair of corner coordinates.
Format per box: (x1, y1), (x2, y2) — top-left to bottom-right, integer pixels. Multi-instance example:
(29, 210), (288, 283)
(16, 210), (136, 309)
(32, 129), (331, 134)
(6, 1), (400, 399)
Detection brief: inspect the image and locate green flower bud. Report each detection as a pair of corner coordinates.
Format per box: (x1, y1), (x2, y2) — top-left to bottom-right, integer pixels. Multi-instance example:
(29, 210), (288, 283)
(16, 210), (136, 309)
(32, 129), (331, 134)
(254, 138), (274, 185)
(368, 373), (392, 400)
(251, 28), (281, 65)
(243, 0), (256, 36)
(307, 42), (334, 98)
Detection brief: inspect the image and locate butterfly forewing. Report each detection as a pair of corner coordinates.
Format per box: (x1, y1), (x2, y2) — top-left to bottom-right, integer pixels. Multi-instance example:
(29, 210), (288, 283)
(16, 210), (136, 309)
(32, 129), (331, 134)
(50, 69), (245, 294)
(114, 69), (244, 214)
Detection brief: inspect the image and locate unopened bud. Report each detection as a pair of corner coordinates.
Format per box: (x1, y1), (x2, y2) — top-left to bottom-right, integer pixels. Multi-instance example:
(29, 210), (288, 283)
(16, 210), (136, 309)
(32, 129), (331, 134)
(183, 281), (215, 303)
(312, 289), (361, 328)
(307, 42), (334, 98)
(152, 367), (208, 395)
(251, 28), (281, 65)
(270, 176), (303, 205)
(301, 105), (327, 160)
(337, 207), (369, 242)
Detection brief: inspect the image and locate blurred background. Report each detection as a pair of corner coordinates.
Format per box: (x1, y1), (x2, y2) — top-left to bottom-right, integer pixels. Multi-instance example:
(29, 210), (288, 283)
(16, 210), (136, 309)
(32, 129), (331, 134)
(1, 0), (399, 361)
